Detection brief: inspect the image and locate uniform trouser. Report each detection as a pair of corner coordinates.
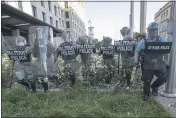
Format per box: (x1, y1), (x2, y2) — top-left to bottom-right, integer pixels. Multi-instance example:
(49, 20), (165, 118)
(142, 69), (167, 96)
(122, 65), (133, 86)
(18, 79), (30, 88)
(70, 74), (76, 86)
(64, 60), (78, 87)
(104, 59), (113, 84)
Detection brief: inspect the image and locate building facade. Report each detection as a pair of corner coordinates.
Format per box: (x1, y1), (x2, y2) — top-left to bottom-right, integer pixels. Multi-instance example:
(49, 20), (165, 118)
(64, 1), (86, 41)
(154, 1), (172, 41)
(3, 0), (87, 42)
(30, 1), (66, 31)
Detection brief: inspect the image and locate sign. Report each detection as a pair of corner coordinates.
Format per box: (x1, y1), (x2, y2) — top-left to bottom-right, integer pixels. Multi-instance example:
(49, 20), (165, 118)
(100, 45), (114, 55)
(145, 42), (172, 54)
(59, 45), (77, 56)
(114, 40), (136, 52)
(7, 50), (31, 62)
(76, 44), (95, 54)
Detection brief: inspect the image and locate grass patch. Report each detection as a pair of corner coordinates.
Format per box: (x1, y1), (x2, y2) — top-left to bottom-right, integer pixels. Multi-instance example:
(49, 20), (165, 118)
(2, 87), (171, 117)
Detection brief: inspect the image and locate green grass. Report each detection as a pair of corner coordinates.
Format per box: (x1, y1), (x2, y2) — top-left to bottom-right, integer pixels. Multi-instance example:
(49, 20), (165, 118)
(2, 87), (171, 117)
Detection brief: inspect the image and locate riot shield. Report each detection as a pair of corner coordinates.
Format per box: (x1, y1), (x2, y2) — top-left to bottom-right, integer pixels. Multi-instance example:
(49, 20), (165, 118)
(142, 41), (172, 70)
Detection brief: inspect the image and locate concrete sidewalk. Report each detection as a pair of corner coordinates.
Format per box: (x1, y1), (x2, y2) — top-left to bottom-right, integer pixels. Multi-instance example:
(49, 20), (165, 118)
(155, 85), (176, 117)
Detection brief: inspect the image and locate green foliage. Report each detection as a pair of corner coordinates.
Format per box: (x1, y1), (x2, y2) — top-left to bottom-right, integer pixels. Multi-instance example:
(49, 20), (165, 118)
(134, 32), (142, 40)
(2, 88), (171, 117)
(1, 54), (14, 88)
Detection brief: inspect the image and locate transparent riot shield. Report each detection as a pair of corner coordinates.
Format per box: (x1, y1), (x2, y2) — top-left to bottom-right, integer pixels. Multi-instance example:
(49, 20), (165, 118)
(28, 26), (57, 91)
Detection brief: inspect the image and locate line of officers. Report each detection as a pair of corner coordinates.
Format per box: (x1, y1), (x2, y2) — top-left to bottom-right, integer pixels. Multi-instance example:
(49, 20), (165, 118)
(55, 22), (170, 101)
(2, 22), (170, 102)
(121, 22), (170, 101)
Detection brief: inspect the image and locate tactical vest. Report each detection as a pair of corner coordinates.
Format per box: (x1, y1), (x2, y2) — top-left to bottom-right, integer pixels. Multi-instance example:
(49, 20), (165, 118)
(142, 36), (166, 71)
(120, 38), (136, 66)
(16, 46), (31, 62)
(59, 42), (78, 61)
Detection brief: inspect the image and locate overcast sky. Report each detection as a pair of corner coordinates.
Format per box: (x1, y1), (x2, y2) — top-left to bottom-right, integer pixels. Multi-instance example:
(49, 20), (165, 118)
(84, 1), (168, 40)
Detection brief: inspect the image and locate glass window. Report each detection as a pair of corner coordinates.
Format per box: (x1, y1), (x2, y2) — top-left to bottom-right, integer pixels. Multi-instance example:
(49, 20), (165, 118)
(18, 1), (23, 11)
(66, 21), (70, 28)
(50, 17), (53, 25)
(59, 18), (61, 27)
(32, 5), (37, 18)
(62, 20), (64, 27)
(54, 5), (57, 16)
(42, 12), (46, 22)
(166, 10), (168, 18)
(65, 11), (69, 18)
(41, 1), (44, 7)
(48, 1), (51, 12)
(58, 7), (60, 16)
(56, 20), (58, 28)
(65, 1), (68, 8)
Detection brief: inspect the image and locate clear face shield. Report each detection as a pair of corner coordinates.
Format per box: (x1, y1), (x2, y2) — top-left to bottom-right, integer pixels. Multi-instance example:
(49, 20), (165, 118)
(29, 26), (51, 77)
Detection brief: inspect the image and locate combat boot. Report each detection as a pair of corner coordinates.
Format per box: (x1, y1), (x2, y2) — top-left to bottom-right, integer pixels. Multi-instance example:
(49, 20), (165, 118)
(143, 95), (150, 101)
(152, 87), (158, 96)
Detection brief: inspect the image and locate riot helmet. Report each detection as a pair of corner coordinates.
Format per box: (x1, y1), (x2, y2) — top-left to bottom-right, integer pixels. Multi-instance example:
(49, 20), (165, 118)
(147, 22), (159, 40)
(120, 27), (130, 39)
(102, 36), (112, 46)
(62, 31), (70, 42)
(15, 36), (27, 47)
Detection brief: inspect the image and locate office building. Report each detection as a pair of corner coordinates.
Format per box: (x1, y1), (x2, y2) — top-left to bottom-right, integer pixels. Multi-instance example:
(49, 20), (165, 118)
(154, 1), (172, 40)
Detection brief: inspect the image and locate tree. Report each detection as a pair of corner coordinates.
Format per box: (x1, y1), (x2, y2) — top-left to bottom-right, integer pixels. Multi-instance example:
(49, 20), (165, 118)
(134, 32), (142, 41)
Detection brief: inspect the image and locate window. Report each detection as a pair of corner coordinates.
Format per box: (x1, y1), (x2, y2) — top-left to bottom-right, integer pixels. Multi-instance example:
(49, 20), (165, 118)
(58, 7), (60, 16)
(54, 5), (57, 16)
(48, 1), (51, 11)
(161, 14), (163, 22)
(61, 10), (64, 17)
(65, 11), (69, 18)
(42, 12), (46, 22)
(32, 5), (37, 18)
(59, 18), (61, 27)
(56, 20), (58, 28)
(166, 10), (168, 18)
(65, 1), (68, 8)
(66, 21), (70, 28)
(50, 17), (53, 25)
(62, 20), (64, 27)
(18, 1), (23, 11)
(41, 1), (44, 7)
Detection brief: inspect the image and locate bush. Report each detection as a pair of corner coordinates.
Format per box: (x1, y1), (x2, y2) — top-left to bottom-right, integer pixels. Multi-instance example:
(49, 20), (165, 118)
(1, 54), (14, 88)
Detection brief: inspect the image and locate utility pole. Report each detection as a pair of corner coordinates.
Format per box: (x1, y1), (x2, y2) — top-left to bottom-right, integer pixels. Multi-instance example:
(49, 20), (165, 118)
(160, 1), (176, 98)
(130, 0), (134, 38)
(140, 1), (147, 34)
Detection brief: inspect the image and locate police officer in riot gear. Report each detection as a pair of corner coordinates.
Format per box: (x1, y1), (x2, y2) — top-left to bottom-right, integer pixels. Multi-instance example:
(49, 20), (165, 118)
(100, 36), (114, 84)
(120, 27), (136, 89)
(55, 31), (78, 87)
(14, 36), (32, 91)
(135, 22), (169, 101)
